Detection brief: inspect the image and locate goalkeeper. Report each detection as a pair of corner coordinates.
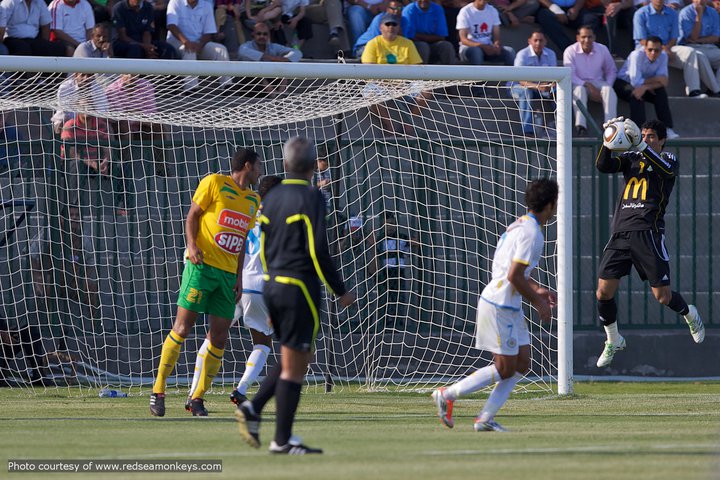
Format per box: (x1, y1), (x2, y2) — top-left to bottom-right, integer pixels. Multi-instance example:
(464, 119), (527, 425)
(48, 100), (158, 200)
(150, 149), (262, 417)
(594, 117), (704, 368)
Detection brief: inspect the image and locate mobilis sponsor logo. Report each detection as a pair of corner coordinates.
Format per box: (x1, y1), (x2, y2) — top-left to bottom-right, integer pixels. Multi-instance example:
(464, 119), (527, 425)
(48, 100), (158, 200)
(218, 209), (251, 233)
(215, 232), (245, 254)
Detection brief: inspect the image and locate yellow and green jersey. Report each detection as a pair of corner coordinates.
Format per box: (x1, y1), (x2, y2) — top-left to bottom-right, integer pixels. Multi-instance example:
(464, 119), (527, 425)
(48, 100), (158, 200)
(190, 173), (260, 274)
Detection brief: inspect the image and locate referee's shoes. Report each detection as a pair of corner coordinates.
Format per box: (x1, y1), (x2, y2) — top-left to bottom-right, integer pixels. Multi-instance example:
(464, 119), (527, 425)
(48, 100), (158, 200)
(235, 401), (261, 448)
(269, 436), (323, 455)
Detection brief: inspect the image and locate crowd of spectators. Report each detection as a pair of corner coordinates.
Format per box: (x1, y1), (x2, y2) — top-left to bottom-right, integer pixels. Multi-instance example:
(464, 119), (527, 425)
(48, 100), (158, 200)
(0, 0), (717, 137)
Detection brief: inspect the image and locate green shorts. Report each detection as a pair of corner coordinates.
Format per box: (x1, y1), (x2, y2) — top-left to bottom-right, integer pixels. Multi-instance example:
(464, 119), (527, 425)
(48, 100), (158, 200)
(177, 262), (236, 320)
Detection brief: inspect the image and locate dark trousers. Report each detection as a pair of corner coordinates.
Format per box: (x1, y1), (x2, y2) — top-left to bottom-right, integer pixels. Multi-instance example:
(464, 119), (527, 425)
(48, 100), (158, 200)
(535, 6), (604, 51)
(614, 78), (673, 128)
(0, 325), (46, 381)
(4, 36), (66, 57)
(112, 39), (178, 59)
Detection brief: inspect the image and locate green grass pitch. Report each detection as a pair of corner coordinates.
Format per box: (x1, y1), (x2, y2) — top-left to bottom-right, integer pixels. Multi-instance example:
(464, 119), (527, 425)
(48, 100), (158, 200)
(1, 383), (718, 480)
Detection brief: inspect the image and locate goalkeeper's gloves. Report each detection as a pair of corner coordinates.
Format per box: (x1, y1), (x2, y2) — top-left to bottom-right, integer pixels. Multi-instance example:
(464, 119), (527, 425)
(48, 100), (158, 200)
(623, 118), (647, 151)
(602, 116), (624, 130)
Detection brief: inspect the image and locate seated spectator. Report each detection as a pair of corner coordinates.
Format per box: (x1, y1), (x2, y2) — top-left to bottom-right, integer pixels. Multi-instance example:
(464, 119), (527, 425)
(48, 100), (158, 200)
(0, 0), (67, 56)
(305, 0), (348, 50)
(510, 30), (557, 137)
(214, 0), (246, 58)
(61, 109), (130, 214)
(403, 0), (456, 64)
(535, 0), (604, 51)
(441, 0), (469, 52)
(491, 0), (539, 26)
(346, 0), (385, 45)
(51, 72), (109, 134)
(106, 74), (162, 137)
(166, 0), (231, 90)
(679, 0), (720, 96)
(238, 20), (302, 60)
(354, 0), (414, 58)
(278, 0), (312, 48)
(614, 36), (679, 138)
(74, 22), (112, 57)
(238, 22), (301, 96)
(634, 0), (716, 97)
(564, 25), (617, 136)
(603, 0), (634, 56)
(314, 155), (333, 212)
(112, 0), (177, 59)
(361, 13), (430, 135)
(457, 0), (515, 65)
(49, 0), (95, 56)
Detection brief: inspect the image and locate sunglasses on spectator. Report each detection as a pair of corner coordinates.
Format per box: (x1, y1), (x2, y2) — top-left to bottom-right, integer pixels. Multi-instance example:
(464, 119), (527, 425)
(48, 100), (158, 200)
(255, 32), (269, 36)
(384, 22), (398, 26)
(646, 47), (660, 52)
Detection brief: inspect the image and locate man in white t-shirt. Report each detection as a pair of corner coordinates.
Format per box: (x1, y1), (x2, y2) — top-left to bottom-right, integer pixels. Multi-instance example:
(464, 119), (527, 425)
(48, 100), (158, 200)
(50, 0), (95, 56)
(166, 0), (231, 89)
(432, 178), (558, 432)
(456, 0), (515, 65)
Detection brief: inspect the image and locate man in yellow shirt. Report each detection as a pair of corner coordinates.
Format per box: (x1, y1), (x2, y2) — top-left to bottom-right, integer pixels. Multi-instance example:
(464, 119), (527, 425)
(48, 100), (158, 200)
(361, 13), (430, 135)
(150, 148), (262, 417)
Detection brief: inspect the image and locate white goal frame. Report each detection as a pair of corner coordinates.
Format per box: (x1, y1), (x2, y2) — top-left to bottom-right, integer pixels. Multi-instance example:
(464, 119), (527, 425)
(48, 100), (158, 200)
(0, 56), (574, 395)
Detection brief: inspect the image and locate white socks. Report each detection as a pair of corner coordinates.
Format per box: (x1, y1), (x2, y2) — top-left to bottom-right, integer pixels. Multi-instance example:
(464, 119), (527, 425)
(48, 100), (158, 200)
(604, 322), (621, 344)
(478, 373), (521, 422)
(445, 365), (500, 401)
(236, 344), (271, 395)
(188, 338), (210, 398)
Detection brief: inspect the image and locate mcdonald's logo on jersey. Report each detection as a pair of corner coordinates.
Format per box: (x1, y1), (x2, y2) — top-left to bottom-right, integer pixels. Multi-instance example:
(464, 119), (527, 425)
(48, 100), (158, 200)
(623, 177), (648, 201)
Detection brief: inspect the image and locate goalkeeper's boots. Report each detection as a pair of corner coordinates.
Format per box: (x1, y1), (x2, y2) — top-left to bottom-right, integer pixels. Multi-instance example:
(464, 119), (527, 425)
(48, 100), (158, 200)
(149, 393), (165, 417)
(474, 418), (508, 432)
(596, 336), (626, 368)
(431, 387), (454, 428)
(236, 401), (261, 448)
(269, 436), (323, 455)
(684, 305), (705, 343)
(229, 389), (248, 406)
(188, 398), (208, 417)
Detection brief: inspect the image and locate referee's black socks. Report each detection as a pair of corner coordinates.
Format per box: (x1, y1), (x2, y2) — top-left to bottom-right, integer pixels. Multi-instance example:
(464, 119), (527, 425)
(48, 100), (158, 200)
(251, 362), (281, 415)
(274, 379), (302, 447)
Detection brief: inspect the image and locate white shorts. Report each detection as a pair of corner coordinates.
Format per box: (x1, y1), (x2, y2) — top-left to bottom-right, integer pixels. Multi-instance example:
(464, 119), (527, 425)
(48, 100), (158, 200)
(474, 298), (530, 355)
(232, 292), (274, 336)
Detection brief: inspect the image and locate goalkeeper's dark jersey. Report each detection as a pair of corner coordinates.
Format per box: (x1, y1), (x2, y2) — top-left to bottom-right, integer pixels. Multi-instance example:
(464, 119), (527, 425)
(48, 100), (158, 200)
(595, 145), (678, 233)
(259, 178), (347, 296)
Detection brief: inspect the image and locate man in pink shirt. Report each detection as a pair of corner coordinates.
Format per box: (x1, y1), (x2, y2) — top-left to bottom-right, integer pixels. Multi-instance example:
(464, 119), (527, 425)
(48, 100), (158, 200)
(563, 25), (617, 136)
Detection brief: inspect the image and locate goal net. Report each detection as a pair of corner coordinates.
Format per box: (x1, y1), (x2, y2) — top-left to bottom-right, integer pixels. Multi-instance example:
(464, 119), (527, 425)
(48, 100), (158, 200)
(0, 58), (572, 395)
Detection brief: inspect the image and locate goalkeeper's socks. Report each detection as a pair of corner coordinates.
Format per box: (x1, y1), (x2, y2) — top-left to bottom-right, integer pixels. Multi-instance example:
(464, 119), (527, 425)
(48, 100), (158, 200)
(153, 331), (185, 394)
(478, 373), (521, 422)
(273, 379), (302, 447)
(667, 291), (689, 316)
(251, 362), (281, 415)
(603, 322), (622, 345)
(237, 345), (271, 395)
(192, 343), (224, 400)
(445, 364), (500, 400)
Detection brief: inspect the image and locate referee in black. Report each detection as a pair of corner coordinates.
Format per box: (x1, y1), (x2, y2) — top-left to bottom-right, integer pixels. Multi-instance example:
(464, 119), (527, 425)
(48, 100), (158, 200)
(236, 136), (355, 455)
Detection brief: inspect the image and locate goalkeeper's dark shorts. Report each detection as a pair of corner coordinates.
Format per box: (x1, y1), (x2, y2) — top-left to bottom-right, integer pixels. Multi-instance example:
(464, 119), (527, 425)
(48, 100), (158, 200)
(264, 274), (321, 352)
(598, 230), (671, 287)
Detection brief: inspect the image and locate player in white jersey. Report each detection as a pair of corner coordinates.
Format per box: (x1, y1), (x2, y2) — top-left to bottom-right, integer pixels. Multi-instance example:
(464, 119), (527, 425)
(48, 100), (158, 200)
(432, 178), (558, 432)
(186, 175), (282, 410)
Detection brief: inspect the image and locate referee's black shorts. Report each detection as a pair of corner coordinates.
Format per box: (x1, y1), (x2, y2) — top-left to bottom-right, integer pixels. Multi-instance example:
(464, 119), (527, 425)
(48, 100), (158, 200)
(598, 230), (671, 287)
(263, 274), (321, 352)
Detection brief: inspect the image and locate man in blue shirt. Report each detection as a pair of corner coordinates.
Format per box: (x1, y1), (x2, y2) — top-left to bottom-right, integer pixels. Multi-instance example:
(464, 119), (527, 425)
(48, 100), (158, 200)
(634, 0), (718, 96)
(353, 0), (414, 57)
(402, 0), (455, 64)
(510, 31), (557, 137)
(614, 36), (677, 138)
(678, 0), (720, 94)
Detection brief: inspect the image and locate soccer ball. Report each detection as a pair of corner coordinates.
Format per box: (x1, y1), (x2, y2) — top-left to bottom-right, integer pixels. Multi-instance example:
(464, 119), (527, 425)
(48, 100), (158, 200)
(603, 121), (631, 151)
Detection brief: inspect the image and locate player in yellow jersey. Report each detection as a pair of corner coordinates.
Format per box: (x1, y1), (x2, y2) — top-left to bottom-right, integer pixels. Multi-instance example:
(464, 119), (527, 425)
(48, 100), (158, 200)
(150, 148), (262, 417)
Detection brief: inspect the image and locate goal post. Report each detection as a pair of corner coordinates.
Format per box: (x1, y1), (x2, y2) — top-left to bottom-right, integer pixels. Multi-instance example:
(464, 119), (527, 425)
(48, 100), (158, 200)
(0, 56), (573, 395)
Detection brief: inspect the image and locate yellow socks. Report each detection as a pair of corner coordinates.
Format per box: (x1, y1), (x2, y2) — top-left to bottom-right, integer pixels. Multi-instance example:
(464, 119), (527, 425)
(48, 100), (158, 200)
(153, 331), (185, 394)
(191, 343), (224, 400)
